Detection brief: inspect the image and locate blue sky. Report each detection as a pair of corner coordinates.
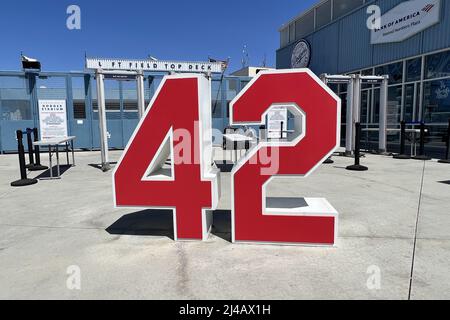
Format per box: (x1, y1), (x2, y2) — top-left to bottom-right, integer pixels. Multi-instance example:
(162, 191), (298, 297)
(0, 0), (314, 73)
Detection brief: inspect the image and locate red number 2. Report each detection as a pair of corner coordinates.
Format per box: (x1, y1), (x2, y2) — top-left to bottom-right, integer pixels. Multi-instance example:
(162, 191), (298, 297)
(230, 69), (341, 245)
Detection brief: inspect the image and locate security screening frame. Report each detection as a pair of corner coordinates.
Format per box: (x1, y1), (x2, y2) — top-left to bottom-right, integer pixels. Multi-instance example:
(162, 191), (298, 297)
(320, 74), (389, 155)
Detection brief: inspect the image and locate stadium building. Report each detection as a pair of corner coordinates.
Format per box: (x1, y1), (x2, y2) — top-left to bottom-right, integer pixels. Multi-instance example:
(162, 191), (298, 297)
(277, 0), (450, 156)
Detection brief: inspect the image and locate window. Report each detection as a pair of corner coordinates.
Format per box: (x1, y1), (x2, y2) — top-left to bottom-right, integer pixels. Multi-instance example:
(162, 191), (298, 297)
(37, 76), (67, 100)
(104, 81), (120, 112)
(373, 88), (380, 123)
(315, 0), (332, 29)
(123, 101), (138, 111)
(1, 99), (32, 120)
(406, 58), (422, 82)
(339, 92), (347, 143)
(280, 28), (289, 47)
(361, 69), (374, 89)
(425, 50), (450, 79)
(227, 79), (239, 98)
(361, 69), (373, 76)
(339, 92), (347, 123)
(0, 76), (28, 89)
(387, 86), (402, 125)
(0, 75), (31, 121)
(240, 80), (250, 91)
(122, 81), (138, 111)
(328, 83), (338, 93)
(375, 62), (403, 85)
(105, 100), (120, 111)
(72, 77), (86, 119)
(423, 79), (450, 123)
(212, 81), (222, 119)
(295, 11), (314, 40)
(289, 24), (295, 43)
(361, 90), (370, 124)
(73, 101), (86, 119)
(404, 83), (419, 123)
(333, 0), (364, 19)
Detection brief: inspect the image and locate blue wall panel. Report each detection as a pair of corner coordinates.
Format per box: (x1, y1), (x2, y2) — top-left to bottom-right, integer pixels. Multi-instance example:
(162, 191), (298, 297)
(372, 33), (422, 66)
(310, 24), (340, 75)
(337, 6), (373, 73)
(422, 0), (450, 53)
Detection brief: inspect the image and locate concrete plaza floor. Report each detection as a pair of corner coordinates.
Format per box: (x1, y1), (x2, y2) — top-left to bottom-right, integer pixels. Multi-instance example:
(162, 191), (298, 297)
(0, 148), (449, 300)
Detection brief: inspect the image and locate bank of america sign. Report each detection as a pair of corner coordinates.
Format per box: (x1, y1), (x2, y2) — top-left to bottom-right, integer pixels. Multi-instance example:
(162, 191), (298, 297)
(371, 0), (441, 45)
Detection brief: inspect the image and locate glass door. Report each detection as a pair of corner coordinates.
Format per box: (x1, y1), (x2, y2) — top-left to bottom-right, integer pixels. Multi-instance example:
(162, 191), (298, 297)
(404, 83), (419, 123)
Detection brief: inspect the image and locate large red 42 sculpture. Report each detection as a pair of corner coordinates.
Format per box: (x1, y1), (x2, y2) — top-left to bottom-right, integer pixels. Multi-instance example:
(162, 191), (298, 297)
(113, 70), (340, 245)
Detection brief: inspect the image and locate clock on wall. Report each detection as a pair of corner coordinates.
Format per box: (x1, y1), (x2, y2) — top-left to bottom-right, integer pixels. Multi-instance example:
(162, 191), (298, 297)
(291, 40), (311, 68)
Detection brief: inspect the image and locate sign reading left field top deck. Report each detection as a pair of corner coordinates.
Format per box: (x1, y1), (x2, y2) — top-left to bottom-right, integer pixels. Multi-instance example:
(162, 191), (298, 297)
(86, 58), (224, 73)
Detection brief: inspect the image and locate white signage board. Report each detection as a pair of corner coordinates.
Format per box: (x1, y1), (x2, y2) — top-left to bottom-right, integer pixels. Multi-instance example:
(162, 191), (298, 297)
(371, 0), (441, 45)
(86, 58), (224, 73)
(38, 100), (68, 139)
(267, 107), (288, 139)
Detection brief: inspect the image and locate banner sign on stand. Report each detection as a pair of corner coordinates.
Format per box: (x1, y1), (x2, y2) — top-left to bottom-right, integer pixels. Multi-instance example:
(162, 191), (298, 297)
(38, 100), (68, 139)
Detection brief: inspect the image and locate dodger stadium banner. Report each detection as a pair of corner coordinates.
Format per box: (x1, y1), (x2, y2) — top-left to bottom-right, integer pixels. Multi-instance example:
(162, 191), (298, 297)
(38, 100), (68, 139)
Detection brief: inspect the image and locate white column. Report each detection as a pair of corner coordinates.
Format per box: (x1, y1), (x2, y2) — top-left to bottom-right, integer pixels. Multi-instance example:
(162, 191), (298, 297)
(379, 76), (389, 154)
(136, 71), (145, 118)
(96, 70), (110, 171)
(345, 76), (354, 155)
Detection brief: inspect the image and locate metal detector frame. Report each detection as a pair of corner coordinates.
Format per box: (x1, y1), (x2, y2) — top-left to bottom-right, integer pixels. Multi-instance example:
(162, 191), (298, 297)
(320, 74), (389, 155)
(94, 70), (146, 171)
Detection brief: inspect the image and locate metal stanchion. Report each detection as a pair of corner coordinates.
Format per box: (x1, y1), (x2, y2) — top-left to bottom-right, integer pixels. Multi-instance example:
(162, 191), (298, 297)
(280, 121), (284, 140)
(346, 122), (368, 171)
(412, 123), (431, 161)
(25, 128), (35, 169)
(29, 127), (48, 171)
(438, 119), (450, 164)
(393, 121), (411, 160)
(323, 116), (334, 164)
(11, 130), (38, 187)
(323, 156), (334, 164)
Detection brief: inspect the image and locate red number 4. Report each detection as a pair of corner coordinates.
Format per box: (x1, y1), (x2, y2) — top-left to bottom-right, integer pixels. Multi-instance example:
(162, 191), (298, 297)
(113, 75), (220, 241)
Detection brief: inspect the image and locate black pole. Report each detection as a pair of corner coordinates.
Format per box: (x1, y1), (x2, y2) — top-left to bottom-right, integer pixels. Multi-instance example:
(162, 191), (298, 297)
(280, 121), (284, 140)
(29, 127), (48, 171)
(25, 128), (35, 169)
(413, 122), (431, 160)
(346, 122), (368, 171)
(393, 121), (411, 159)
(11, 130), (38, 187)
(438, 119), (450, 164)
